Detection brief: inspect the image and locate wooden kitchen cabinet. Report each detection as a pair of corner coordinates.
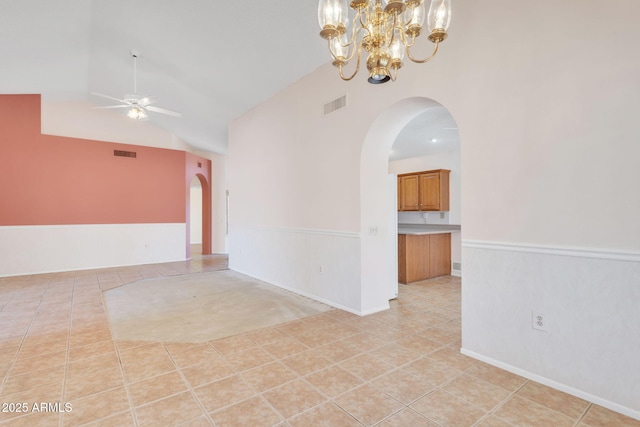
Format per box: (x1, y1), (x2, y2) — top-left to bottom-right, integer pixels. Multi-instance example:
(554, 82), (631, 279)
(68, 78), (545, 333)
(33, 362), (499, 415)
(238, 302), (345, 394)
(398, 233), (451, 284)
(428, 233), (452, 278)
(398, 169), (450, 211)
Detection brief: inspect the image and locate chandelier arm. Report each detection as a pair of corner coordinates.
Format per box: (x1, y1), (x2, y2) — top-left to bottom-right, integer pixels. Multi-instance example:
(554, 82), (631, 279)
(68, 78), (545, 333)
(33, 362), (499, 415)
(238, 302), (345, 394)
(338, 44), (363, 81)
(347, 10), (363, 46)
(359, 11), (370, 37)
(406, 39), (440, 64)
(340, 19), (364, 63)
(328, 11), (364, 64)
(327, 35), (359, 64)
(404, 32), (417, 48)
(389, 13), (398, 46)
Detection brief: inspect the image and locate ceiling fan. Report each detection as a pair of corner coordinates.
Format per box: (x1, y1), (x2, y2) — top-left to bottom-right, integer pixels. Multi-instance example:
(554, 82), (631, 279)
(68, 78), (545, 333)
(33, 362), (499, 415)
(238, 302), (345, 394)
(91, 51), (181, 120)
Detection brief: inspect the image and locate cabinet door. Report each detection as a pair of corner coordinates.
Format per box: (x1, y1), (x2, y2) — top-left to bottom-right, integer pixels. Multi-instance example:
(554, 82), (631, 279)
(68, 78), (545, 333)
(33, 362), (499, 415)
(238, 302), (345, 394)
(398, 234), (430, 283)
(419, 173), (441, 210)
(429, 233), (451, 278)
(399, 175), (420, 211)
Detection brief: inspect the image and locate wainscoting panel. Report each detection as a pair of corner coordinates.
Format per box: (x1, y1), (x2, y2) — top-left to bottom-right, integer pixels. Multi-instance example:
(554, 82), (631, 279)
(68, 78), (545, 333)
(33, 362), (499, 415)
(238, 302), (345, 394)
(461, 240), (640, 419)
(228, 225), (363, 314)
(0, 223), (186, 277)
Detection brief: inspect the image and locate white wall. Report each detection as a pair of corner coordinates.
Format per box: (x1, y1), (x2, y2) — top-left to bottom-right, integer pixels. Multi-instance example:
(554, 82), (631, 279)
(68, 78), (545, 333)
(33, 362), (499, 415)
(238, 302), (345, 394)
(199, 151), (228, 254)
(41, 101), (178, 149)
(189, 182), (203, 244)
(0, 224), (185, 277)
(229, 0), (640, 418)
(230, 226), (362, 313)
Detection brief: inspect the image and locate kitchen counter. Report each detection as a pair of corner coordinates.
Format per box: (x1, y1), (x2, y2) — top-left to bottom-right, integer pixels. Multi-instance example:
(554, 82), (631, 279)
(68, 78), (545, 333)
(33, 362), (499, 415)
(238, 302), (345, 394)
(398, 224), (461, 235)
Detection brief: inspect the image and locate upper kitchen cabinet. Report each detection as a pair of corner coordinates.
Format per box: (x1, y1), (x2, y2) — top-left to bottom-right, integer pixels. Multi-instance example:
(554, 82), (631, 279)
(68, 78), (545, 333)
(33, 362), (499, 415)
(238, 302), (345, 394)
(398, 169), (450, 211)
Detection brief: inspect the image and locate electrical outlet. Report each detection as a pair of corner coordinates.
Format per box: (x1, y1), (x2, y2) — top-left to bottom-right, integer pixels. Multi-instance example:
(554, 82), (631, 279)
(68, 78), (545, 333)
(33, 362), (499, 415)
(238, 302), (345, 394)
(532, 312), (548, 332)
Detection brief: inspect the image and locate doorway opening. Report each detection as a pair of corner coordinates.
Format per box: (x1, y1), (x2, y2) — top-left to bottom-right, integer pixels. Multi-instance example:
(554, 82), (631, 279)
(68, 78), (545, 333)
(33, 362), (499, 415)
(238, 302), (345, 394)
(360, 97), (461, 313)
(189, 176), (204, 257)
(187, 172), (212, 260)
(389, 104), (462, 278)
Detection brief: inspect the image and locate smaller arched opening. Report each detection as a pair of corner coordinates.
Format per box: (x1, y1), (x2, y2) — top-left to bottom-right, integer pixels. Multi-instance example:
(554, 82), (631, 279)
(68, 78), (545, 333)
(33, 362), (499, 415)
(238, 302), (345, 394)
(189, 176), (204, 256)
(186, 172), (212, 259)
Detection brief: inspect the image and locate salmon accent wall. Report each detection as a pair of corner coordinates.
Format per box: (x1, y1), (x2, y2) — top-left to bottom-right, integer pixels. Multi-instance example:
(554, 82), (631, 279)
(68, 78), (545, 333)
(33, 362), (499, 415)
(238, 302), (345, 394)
(0, 94), (210, 231)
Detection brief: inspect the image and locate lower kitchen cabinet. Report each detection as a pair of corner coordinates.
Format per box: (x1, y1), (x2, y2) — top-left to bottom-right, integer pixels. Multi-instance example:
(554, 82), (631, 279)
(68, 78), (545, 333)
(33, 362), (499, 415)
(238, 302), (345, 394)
(398, 233), (451, 284)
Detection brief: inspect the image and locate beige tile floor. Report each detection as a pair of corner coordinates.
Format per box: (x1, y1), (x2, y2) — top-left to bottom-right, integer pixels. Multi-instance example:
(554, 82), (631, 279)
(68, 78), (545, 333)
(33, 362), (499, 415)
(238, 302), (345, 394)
(104, 270), (332, 343)
(0, 253), (638, 427)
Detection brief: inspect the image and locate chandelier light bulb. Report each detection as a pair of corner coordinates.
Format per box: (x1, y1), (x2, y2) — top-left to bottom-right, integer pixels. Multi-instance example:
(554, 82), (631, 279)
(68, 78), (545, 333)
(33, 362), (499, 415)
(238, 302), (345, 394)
(427, 0), (452, 32)
(405, 1), (426, 36)
(389, 29), (405, 63)
(318, 0), (348, 30)
(330, 35), (349, 62)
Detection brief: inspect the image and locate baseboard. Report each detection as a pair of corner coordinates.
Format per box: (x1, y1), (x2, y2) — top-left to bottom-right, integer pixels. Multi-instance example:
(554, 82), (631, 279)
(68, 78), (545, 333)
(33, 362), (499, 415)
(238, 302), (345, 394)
(0, 257), (187, 279)
(460, 348), (640, 421)
(451, 269), (461, 277)
(228, 267), (386, 317)
(359, 304), (391, 316)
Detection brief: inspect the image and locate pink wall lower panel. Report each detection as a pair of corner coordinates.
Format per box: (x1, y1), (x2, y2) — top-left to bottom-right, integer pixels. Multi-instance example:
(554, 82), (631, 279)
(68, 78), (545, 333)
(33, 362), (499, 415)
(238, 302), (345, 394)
(0, 94), (187, 226)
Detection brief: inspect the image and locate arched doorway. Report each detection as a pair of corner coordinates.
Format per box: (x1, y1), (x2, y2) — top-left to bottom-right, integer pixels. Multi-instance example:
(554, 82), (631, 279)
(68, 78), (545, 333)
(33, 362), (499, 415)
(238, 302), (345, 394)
(389, 105), (462, 277)
(189, 176), (204, 256)
(359, 97), (461, 313)
(186, 173), (212, 259)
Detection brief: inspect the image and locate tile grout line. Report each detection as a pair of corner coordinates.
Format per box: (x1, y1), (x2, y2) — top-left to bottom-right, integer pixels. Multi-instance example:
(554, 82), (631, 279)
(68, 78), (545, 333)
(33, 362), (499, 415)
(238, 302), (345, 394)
(163, 341), (220, 427)
(57, 274), (74, 427)
(0, 277), (54, 425)
(221, 336), (284, 424)
(3, 265), (635, 426)
(574, 403), (592, 427)
(98, 277), (140, 427)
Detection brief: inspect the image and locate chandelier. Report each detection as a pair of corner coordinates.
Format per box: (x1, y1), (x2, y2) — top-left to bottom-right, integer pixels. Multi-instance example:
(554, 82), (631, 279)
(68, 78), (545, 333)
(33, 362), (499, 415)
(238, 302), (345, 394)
(318, 0), (451, 84)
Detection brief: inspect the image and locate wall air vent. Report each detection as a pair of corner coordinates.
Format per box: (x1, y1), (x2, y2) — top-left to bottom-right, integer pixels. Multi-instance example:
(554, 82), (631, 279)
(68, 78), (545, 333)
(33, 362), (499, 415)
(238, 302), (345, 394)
(323, 95), (347, 116)
(114, 150), (137, 159)
(452, 262), (462, 271)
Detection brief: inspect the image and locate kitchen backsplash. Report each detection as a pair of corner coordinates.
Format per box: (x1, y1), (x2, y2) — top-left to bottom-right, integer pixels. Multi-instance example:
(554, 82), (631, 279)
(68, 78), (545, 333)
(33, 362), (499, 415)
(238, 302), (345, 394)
(398, 211), (450, 225)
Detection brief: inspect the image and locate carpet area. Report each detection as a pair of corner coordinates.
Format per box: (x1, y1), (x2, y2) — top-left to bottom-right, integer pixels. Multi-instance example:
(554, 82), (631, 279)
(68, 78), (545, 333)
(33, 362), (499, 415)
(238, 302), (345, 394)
(104, 270), (332, 343)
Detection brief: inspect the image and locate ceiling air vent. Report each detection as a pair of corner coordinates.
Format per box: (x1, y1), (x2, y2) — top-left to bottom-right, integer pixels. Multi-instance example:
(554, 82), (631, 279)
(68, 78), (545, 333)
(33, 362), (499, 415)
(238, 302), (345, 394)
(323, 95), (347, 116)
(114, 150), (137, 158)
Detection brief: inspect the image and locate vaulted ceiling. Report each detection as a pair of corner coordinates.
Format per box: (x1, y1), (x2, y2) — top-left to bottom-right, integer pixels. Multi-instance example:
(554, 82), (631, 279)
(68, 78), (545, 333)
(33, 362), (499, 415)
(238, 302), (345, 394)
(1, 0), (457, 158)
(0, 0), (328, 153)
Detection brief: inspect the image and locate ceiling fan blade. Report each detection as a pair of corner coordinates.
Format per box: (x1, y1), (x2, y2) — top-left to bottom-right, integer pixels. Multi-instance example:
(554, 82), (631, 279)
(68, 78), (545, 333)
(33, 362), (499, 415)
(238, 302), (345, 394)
(138, 96), (154, 106)
(146, 105), (182, 117)
(90, 92), (128, 104)
(92, 105), (129, 109)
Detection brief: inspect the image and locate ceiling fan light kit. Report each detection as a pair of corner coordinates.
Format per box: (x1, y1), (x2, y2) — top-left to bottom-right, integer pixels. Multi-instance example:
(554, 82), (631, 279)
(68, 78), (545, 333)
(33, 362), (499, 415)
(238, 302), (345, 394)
(317, 0), (451, 84)
(127, 106), (147, 120)
(91, 51), (182, 120)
